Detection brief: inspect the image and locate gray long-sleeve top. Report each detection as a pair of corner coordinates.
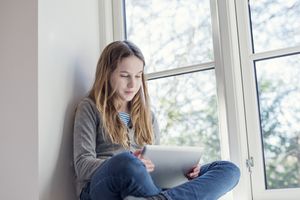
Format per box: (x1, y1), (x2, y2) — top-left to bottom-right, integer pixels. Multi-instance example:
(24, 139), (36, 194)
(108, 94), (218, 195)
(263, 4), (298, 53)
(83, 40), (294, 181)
(73, 97), (160, 196)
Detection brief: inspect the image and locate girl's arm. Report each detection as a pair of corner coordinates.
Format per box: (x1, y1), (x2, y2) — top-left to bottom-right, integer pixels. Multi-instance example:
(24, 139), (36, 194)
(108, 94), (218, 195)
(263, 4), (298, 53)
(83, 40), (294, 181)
(73, 99), (104, 181)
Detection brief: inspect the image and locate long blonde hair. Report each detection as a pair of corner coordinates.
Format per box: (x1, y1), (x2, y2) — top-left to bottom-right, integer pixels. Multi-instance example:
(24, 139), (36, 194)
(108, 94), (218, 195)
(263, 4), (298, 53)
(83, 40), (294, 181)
(89, 41), (154, 148)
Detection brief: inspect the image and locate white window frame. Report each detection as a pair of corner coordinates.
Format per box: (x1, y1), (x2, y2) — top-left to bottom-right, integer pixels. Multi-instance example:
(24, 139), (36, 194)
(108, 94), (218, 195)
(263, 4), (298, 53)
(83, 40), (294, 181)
(236, 0), (300, 200)
(99, 0), (253, 199)
(98, 0), (125, 51)
(211, 1), (253, 199)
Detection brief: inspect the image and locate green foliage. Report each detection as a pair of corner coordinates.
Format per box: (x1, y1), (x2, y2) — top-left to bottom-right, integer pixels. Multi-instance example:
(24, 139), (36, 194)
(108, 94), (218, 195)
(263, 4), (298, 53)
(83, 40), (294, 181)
(257, 66), (300, 189)
(153, 72), (221, 164)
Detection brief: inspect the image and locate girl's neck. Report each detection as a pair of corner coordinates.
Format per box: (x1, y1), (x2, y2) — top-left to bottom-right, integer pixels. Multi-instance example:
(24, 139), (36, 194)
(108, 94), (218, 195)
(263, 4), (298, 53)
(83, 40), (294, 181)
(119, 103), (130, 113)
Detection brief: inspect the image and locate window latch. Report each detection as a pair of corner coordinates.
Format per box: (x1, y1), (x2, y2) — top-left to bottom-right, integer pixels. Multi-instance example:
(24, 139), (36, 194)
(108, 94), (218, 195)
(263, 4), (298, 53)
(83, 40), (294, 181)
(246, 157), (254, 172)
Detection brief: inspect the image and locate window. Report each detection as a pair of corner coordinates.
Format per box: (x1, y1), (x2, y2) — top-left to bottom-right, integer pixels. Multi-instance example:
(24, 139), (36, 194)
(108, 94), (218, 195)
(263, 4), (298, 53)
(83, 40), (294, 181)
(103, 0), (300, 199)
(255, 54), (300, 190)
(147, 71), (220, 162)
(249, 0), (300, 52)
(124, 0), (213, 73)
(237, 0), (300, 199)
(124, 0), (221, 164)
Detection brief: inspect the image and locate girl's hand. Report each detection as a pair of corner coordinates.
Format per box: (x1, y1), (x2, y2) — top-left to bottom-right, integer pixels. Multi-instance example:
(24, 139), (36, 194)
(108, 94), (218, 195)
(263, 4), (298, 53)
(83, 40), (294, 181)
(186, 164), (201, 180)
(133, 149), (155, 172)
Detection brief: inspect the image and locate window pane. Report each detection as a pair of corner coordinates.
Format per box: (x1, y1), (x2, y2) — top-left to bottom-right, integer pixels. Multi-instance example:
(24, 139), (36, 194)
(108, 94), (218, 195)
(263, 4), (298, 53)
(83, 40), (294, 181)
(249, 0), (300, 52)
(255, 54), (300, 189)
(148, 70), (221, 163)
(125, 0), (213, 73)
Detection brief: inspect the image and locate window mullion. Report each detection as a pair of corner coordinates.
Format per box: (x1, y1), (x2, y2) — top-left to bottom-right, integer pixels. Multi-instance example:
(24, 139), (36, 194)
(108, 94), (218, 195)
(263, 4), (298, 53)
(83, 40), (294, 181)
(250, 46), (300, 61)
(112, 0), (126, 41)
(98, 0), (114, 50)
(146, 62), (214, 80)
(212, 0), (253, 199)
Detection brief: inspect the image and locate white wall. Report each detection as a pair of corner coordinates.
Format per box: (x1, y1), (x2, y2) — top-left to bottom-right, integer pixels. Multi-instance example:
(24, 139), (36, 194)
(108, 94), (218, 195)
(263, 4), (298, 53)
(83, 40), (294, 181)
(38, 0), (100, 199)
(0, 0), (100, 199)
(0, 1), (38, 200)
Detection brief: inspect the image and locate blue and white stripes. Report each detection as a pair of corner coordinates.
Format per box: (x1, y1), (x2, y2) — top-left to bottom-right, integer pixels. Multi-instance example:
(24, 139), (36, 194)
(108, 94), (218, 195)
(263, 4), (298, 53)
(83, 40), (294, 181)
(119, 112), (131, 127)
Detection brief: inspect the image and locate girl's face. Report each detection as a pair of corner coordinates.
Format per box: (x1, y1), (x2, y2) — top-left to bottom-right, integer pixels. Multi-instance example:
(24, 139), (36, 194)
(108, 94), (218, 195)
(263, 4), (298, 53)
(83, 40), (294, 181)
(110, 55), (144, 110)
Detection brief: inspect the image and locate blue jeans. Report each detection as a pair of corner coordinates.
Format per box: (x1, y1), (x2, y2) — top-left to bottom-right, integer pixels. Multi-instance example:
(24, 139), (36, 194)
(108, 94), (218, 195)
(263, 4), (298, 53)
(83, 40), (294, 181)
(80, 152), (240, 200)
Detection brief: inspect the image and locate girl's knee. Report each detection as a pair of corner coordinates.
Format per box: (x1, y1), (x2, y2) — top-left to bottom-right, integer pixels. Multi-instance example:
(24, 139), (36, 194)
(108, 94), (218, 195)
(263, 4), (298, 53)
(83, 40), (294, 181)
(223, 161), (240, 174)
(220, 161), (241, 184)
(113, 151), (135, 162)
(111, 152), (145, 176)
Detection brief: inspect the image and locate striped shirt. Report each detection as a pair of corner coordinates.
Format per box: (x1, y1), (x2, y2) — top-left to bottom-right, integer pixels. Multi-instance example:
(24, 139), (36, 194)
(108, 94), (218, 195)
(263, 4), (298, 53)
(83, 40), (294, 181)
(119, 112), (131, 127)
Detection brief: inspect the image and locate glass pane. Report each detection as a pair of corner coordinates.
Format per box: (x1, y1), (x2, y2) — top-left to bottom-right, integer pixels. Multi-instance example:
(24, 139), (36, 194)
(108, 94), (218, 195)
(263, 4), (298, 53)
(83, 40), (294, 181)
(148, 70), (221, 163)
(125, 0), (213, 73)
(255, 54), (300, 189)
(249, 0), (300, 52)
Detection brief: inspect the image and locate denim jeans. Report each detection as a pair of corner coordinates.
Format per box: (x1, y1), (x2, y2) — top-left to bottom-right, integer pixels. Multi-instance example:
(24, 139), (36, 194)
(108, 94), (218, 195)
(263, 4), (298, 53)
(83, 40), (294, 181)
(80, 151), (240, 200)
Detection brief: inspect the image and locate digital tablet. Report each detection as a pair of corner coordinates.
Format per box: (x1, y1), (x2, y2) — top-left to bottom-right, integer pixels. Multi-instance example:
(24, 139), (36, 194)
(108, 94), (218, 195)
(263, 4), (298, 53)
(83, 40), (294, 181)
(142, 145), (203, 188)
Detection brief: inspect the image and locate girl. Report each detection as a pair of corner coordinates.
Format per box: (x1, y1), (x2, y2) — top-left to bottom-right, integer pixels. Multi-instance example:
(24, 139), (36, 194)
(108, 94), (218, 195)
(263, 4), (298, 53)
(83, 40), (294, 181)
(73, 40), (240, 200)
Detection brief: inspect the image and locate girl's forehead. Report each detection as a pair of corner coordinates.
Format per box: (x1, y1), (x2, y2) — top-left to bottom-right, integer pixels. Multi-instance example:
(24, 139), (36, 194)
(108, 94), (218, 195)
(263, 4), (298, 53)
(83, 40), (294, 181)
(117, 56), (144, 72)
